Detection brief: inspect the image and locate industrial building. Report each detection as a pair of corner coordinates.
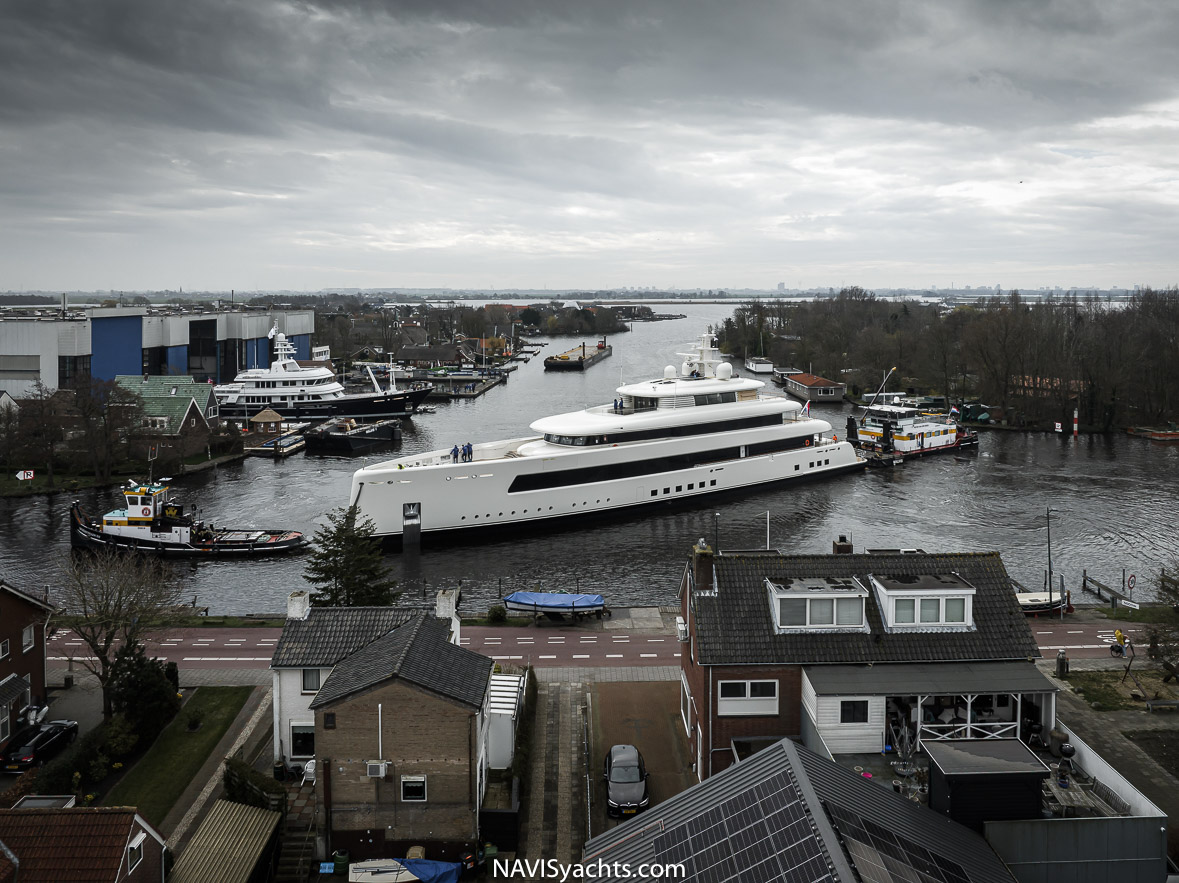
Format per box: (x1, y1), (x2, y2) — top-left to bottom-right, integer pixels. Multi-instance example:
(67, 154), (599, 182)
(0, 305), (315, 397)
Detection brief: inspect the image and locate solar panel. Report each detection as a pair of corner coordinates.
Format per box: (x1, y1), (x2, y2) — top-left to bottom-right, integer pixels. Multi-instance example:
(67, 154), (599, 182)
(823, 800), (972, 883)
(652, 765), (833, 883)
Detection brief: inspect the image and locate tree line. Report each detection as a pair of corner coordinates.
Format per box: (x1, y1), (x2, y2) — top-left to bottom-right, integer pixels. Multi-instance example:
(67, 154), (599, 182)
(718, 287), (1179, 430)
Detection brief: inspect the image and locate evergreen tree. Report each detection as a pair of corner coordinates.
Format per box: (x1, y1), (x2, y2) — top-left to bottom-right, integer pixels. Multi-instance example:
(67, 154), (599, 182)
(108, 642), (181, 742)
(304, 504), (397, 606)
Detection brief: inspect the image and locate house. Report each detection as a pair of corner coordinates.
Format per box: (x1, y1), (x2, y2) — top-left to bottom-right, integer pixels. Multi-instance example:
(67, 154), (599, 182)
(778, 371), (846, 402)
(679, 545), (1054, 779)
(396, 343), (474, 369)
(582, 736), (1020, 883)
(270, 591), (417, 769)
(0, 807), (166, 882)
(0, 581), (56, 751)
(113, 374), (217, 461)
(307, 610), (495, 863)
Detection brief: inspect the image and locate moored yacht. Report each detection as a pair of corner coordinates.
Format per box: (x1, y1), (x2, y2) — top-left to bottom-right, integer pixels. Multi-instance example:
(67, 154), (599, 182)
(845, 404), (978, 465)
(350, 329), (864, 545)
(214, 329), (432, 421)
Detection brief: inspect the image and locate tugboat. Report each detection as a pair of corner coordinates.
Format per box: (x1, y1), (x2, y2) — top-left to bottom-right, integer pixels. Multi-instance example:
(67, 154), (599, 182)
(70, 481), (310, 556)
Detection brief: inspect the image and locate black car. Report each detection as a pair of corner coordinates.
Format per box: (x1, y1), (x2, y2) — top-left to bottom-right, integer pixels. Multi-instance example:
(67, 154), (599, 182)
(2, 720), (79, 772)
(604, 744), (650, 817)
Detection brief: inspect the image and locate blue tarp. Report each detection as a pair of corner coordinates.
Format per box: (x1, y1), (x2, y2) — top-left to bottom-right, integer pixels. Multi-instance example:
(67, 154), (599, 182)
(400, 859), (462, 883)
(503, 591), (605, 611)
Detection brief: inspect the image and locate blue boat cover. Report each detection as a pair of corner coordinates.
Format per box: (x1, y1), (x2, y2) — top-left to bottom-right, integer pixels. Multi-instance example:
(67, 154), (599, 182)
(503, 591), (605, 609)
(400, 859), (462, 883)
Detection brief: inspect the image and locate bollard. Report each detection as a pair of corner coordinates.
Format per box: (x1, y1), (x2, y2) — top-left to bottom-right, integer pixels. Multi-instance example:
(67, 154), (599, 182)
(1055, 648), (1069, 678)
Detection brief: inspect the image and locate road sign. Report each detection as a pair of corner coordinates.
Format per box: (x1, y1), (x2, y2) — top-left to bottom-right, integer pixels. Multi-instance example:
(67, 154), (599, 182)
(1120, 599), (1140, 610)
(1128, 574), (1136, 590)
(14, 470), (34, 481)
(1054, 422), (1063, 432)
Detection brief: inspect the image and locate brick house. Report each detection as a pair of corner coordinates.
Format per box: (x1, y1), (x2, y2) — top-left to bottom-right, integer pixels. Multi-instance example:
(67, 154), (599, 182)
(114, 374), (217, 462)
(270, 592), (417, 770)
(679, 545), (1053, 779)
(0, 807), (166, 882)
(308, 611), (494, 863)
(0, 580), (56, 751)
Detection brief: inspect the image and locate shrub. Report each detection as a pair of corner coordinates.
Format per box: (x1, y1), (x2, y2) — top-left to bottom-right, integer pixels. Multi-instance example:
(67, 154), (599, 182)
(223, 757), (286, 813)
(109, 643), (181, 743)
(487, 605), (507, 624)
(34, 725), (108, 794)
(103, 715), (139, 759)
(87, 752), (109, 784)
(164, 661), (180, 692)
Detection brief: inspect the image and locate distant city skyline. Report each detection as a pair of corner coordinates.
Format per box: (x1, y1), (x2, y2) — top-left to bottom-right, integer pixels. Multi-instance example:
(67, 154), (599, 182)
(3, 1), (1178, 292)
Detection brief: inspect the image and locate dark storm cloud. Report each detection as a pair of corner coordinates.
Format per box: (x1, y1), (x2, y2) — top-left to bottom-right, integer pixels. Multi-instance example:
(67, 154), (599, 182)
(1, 0), (1177, 289)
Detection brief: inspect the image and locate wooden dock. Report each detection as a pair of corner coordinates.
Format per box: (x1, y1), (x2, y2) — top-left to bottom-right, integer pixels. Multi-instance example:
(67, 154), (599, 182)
(244, 429), (306, 458)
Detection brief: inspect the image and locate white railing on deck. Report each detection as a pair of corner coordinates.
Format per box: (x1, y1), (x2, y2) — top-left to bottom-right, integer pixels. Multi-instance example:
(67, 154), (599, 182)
(921, 721), (1018, 742)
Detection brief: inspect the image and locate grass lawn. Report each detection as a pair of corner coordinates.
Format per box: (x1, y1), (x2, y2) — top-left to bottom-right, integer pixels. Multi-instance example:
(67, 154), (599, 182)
(102, 686), (254, 826)
(1096, 605), (1179, 626)
(1064, 669), (1179, 712)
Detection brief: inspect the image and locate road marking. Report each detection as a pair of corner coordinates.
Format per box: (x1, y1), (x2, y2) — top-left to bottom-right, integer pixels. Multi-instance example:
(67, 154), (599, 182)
(484, 638), (501, 644)
(1040, 644), (1108, 650)
(1067, 630), (1083, 634)
(516, 639), (534, 644)
(612, 637), (630, 642)
(606, 654), (624, 658)
(573, 654), (590, 659)
(539, 655), (557, 659)
(1036, 631), (1054, 635)
(458, 638), (471, 644)
(63, 642), (82, 646)
(580, 637), (597, 642)
(640, 653), (658, 658)
(491, 655), (523, 660)
(646, 638), (665, 642)
(673, 653), (681, 657)
(547, 638), (565, 643)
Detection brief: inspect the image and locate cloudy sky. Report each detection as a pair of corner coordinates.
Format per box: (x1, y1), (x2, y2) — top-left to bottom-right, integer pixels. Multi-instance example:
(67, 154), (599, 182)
(2, 0), (1177, 292)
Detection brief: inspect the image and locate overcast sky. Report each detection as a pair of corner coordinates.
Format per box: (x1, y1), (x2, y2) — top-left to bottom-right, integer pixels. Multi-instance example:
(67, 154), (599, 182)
(2, 0), (1177, 292)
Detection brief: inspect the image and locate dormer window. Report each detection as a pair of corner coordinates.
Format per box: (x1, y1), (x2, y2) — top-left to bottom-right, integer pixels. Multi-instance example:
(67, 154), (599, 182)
(869, 572), (976, 631)
(768, 577), (868, 633)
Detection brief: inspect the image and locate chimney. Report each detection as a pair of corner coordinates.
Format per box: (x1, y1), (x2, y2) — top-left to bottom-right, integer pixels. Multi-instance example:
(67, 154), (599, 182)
(833, 534), (853, 554)
(287, 590), (310, 620)
(693, 539), (715, 592)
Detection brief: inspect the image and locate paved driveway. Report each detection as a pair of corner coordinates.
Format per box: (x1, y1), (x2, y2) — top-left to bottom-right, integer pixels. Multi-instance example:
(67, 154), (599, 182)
(588, 681), (696, 838)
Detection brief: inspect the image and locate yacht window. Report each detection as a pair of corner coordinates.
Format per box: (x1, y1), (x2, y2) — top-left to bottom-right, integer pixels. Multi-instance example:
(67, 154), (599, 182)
(693, 392), (737, 406)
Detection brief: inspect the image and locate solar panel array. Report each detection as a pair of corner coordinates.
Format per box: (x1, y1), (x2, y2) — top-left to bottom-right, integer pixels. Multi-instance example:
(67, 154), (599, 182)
(652, 770), (834, 883)
(823, 802), (971, 883)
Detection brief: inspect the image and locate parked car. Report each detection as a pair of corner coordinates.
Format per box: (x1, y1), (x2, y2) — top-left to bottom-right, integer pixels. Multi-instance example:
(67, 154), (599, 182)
(604, 744), (649, 817)
(2, 720), (79, 772)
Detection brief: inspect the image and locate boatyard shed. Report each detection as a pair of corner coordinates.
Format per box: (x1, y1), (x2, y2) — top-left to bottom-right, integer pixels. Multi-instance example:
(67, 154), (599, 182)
(778, 371), (846, 402)
(308, 612), (494, 863)
(679, 546), (1053, 779)
(269, 591), (416, 768)
(583, 736), (1019, 883)
(0, 581), (56, 753)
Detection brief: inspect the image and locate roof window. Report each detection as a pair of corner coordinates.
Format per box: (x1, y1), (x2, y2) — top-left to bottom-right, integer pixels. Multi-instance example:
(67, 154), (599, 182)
(869, 572), (976, 632)
(767, 577), (869, 634)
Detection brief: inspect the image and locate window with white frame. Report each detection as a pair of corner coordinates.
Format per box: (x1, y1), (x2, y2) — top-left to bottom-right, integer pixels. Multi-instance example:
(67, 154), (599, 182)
(717, 679), (778, 716)
(840, 700), (869, 724)
(870, 573), (976, 631)
(0, 638), (8, 659)
(290, 724), (315, 758)
(0, 701), (9, 742)
(769, 578), (868, 633)
(893, 596), (970, 627)
(680, 672), (691, 735)
(127, 832), (145, 871)
(21, 625), (34, 653)
(401, 775), (427, 801)
(301, 669), (321, 694)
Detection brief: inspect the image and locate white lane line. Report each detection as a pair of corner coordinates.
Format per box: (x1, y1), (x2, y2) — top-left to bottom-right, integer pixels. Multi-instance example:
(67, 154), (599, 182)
(516, 639), (535, 644)
(484, 638), (502, 644)
(612, 637), (630, 642)
(491, 655), (523, 660)
(1066, 630), (1084, 634)
(548, 638), (565, 643)
(63, 642), (83, 646)
(640, 653), (658, 658)
(573, 654), (590, 659)
(1040, 644), (1108, 650)
(646, 638), (665, 643)
(1036, 631), (1054, 635)
(458, 638), (471, 644)
(539, 655), (557, 659)
(673, 653), (681, 657)
(606, 654), (624, 658)
(580, 637), (597, 642)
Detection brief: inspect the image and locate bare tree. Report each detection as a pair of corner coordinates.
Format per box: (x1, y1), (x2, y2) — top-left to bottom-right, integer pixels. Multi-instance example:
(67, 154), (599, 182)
(56, 550), (186, 718)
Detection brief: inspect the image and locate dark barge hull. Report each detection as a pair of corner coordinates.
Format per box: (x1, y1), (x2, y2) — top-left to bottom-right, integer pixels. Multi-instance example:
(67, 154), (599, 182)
(218, 385), (432, 422)
(304, 419), (402, 455)
(69, 503), (309, 557)
(543, 345), (612, 371)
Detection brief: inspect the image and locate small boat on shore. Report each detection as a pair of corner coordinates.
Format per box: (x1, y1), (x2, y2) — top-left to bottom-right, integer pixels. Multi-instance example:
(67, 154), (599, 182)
(1011, 578), (1071, 615)
(503, 591), (609, 619)
(70, 481), (309, 556)
(304, 418), (402, 456)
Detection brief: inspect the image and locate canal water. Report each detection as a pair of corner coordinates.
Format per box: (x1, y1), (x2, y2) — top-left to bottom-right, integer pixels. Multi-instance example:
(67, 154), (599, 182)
(2, 303), (1177, 614)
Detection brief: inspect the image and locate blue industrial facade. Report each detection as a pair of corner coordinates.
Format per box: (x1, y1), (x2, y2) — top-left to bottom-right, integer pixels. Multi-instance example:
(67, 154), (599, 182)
(166, 345), (188, 376)
(291, 334), (310, 360)
(91, 316), (144, 380)
(245, 338), (270, 370)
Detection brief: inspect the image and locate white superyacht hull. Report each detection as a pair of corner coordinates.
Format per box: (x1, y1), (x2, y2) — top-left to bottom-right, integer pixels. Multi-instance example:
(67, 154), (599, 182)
(350, 419), (862, 544)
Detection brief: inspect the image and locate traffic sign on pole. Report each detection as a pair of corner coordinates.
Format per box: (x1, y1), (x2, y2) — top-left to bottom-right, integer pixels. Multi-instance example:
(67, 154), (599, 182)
(14, 470), (34, 481)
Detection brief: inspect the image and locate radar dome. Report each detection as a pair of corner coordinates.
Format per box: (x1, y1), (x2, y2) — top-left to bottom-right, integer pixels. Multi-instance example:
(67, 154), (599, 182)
(717, 362), (733, 380)
(665, 365), (676, 380)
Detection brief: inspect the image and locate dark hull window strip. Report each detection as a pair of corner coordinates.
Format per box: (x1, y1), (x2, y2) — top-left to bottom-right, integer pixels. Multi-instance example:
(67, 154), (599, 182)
(508, 434), (817, 492)
(543, 413), (783, 447)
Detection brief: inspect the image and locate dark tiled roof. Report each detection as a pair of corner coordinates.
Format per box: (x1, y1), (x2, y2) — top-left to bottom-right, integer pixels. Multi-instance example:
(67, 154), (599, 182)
(311, 612), (492, 710)
(0, 580), (57, 613)
(583, 738), (1016, 883)
(694, 552), (1039, 665)
(271, 607), (416, 668)
(0, 808), (158, 883)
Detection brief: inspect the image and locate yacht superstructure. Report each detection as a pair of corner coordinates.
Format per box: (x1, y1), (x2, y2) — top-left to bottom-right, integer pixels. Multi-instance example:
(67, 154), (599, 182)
(350, 329), (864, 544)
(214, 330), (431, 421)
